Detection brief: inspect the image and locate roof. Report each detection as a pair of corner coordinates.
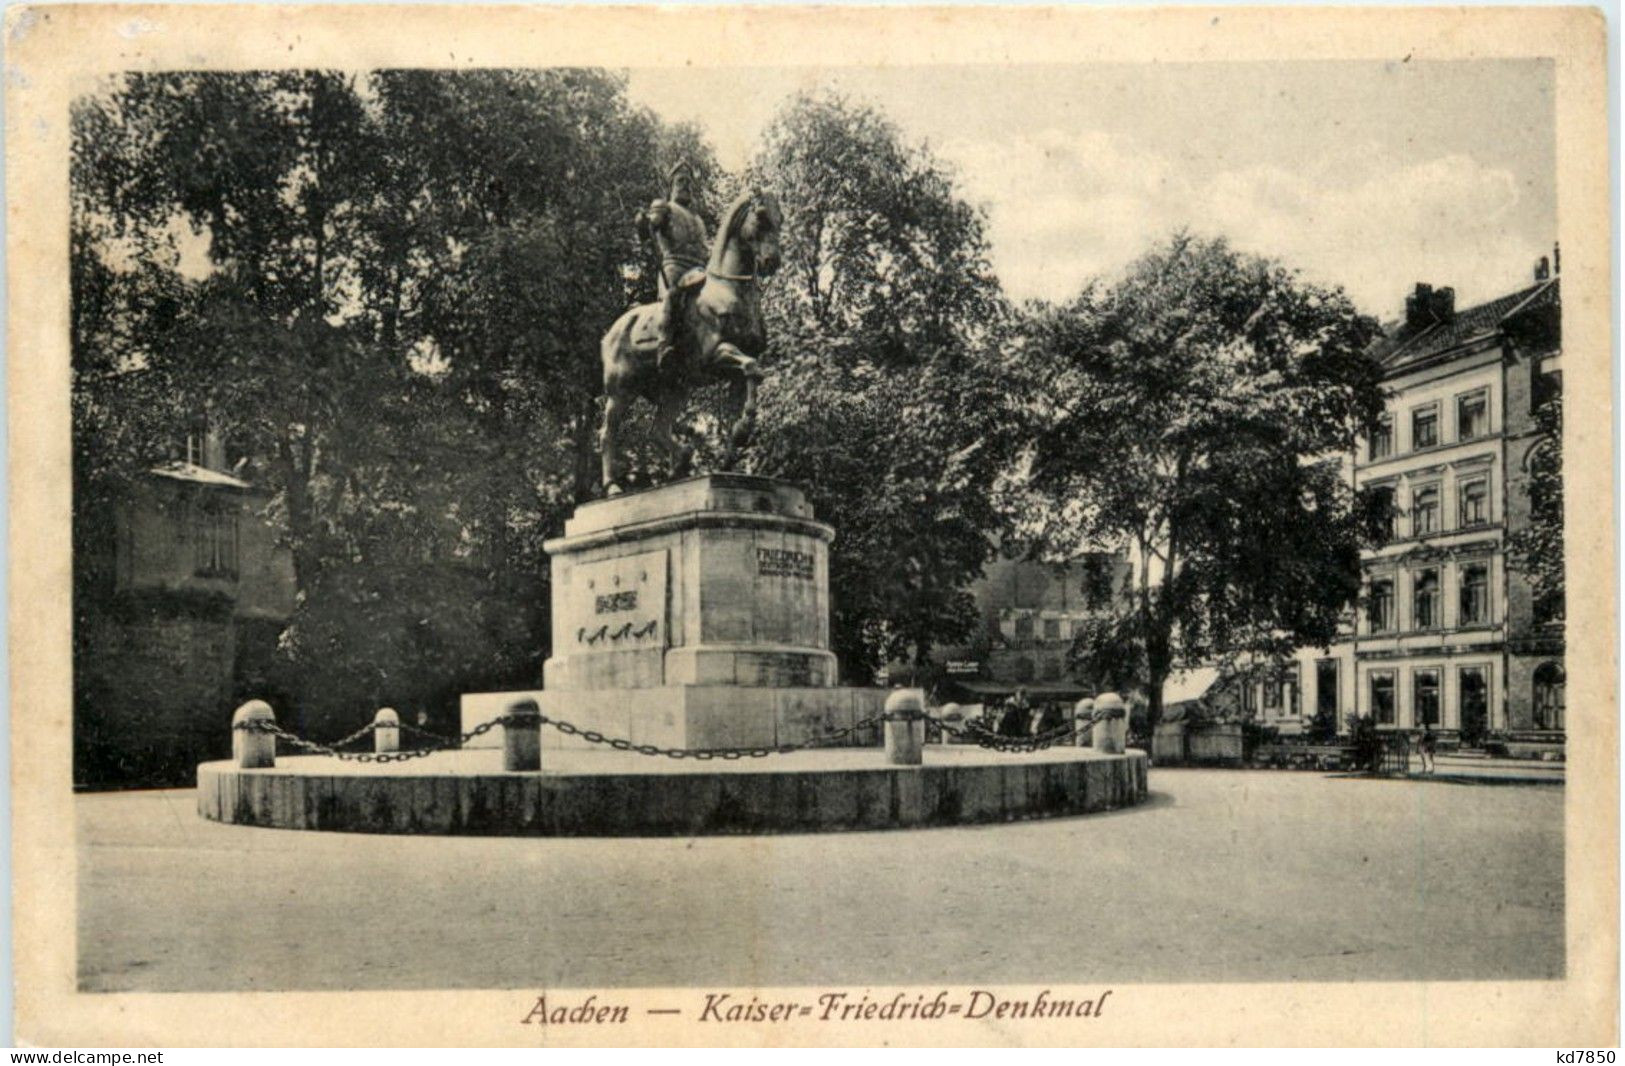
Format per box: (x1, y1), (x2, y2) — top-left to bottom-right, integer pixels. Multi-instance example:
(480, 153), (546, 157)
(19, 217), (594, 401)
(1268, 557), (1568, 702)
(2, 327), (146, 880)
(1372, 278), (1558, 369)
(150, 461), (253, 490)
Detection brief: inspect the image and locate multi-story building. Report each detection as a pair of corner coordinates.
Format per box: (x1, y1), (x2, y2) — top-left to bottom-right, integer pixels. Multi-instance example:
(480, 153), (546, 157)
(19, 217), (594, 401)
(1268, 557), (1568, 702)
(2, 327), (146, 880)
(1353, 280), (1516, 737)
(74, 422), (296, 788)
(890, 546), (1131, 704)
(1353, 268), (1562, 739)
(1232, 260), (1563, 745)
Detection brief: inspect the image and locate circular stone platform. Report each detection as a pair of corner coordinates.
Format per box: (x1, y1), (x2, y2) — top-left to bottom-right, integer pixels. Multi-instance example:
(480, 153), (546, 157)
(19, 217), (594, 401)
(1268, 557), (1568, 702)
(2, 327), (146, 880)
(196, 746), (1149, 836)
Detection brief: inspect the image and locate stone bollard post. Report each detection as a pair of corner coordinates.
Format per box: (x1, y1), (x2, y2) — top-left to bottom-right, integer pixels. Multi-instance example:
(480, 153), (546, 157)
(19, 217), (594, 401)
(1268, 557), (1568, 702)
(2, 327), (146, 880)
(883, 689), (926, 766)
(1072, 697), (1096, 747)
(503, 698), (542, 772)
(1093, 692), (1128, 754)
(374, 708), (400, 753)
(936, 703), (961, 745)
(232, 700), (277, 769)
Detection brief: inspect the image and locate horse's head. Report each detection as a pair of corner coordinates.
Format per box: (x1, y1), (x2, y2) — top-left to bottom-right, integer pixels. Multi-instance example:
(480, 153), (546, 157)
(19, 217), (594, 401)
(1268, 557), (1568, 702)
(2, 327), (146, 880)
(713, 188), (783, 280)
(740, 190), (783, 277)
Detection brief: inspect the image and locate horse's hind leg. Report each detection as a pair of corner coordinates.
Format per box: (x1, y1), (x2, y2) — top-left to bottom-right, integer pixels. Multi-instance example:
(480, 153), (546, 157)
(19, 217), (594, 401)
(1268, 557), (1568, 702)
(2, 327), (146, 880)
(600, 393), (629, 495)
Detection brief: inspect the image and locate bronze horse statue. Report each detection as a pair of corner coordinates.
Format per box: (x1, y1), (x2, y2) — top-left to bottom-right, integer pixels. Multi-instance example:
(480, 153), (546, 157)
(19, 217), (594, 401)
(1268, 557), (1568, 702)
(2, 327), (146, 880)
(599, 187), (783, 496)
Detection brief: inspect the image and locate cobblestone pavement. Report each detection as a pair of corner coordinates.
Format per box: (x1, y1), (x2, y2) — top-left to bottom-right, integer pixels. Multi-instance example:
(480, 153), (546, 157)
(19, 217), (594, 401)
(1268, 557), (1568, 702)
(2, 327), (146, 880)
(76, 768), (1562, 992)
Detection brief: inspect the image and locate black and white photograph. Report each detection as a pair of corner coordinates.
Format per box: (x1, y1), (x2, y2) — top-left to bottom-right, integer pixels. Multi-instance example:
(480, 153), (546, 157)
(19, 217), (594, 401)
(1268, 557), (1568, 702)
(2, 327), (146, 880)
(10, 3), (1614, 1048)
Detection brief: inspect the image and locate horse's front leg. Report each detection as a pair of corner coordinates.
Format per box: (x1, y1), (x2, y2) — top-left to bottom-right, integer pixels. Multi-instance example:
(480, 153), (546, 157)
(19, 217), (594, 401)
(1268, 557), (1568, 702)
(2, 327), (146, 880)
(653, 387), (695, 480)
(716, 344), (761, 471)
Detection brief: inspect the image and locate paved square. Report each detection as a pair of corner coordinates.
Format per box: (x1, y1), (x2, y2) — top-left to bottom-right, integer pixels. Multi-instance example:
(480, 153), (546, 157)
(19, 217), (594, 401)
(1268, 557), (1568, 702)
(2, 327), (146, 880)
(77, 769), (1562, 991)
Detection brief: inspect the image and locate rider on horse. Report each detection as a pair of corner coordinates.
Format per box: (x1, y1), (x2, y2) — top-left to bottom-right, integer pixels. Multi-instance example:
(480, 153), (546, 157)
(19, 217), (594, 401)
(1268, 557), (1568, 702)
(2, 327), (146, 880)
(637, 160), (709, 376)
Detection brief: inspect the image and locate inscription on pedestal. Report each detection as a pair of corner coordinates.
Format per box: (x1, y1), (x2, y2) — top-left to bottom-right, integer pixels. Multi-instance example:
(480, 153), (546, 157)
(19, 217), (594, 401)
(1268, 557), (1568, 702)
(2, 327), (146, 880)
(596, 591), (638, 613)
(570, 550), (667, 650)
(757, 547), (814, 580)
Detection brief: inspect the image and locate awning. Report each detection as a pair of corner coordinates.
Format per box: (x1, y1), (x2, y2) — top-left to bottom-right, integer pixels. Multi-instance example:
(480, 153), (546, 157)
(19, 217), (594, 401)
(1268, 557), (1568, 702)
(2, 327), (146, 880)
(1162, 667), (1220, 706)
(150, 460), (253, 490)
(943, 680), (1090, 701)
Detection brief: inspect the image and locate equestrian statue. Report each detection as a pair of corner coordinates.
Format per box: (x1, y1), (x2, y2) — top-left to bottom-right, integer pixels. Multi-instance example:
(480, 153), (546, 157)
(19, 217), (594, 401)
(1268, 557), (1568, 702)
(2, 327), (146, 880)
(599, 161), (782, 496)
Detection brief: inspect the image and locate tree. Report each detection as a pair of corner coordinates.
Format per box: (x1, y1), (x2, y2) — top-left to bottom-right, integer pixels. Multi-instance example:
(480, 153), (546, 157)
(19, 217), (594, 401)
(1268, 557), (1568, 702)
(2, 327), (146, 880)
(745, 92), (1022, 679)
(70, 69), (726, 731)
(1510, 394), (1564, 622)
(1021, 233), (1387, 724)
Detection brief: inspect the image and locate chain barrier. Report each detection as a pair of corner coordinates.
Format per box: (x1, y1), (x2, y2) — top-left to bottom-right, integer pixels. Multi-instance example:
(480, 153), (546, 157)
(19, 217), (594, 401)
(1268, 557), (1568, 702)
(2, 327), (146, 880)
(538, 712), (889, 760)
(922, 712), (1085, 753)
(235, 714), (515, 763)
(236, 706), (1106, 763)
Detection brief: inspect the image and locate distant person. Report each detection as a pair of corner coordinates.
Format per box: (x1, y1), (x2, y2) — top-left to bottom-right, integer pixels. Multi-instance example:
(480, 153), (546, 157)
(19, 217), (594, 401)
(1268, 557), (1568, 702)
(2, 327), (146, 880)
(998, 688), (1032, 737)
(1032, 701), (1065, 736)
(1419, 726), (1438, 774)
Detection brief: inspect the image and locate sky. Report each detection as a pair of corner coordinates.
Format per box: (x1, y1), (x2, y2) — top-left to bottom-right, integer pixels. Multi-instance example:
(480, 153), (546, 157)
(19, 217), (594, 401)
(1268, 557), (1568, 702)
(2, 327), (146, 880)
(626, 60), (1556, 320)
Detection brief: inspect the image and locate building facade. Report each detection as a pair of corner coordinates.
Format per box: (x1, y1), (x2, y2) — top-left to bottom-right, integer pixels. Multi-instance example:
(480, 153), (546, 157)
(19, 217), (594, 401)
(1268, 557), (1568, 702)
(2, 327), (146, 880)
(892, 546), (1131, 702)
(74, 427), (296, 788)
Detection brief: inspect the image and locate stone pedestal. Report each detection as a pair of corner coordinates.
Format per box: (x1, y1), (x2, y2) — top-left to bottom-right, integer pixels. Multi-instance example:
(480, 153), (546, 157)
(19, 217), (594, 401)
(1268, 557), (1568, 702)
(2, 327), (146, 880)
(463, 475), (886, 751)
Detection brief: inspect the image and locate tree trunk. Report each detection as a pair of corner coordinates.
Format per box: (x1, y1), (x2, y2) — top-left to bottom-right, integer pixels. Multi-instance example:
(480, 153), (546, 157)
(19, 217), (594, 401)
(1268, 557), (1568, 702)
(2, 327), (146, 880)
(277, 436), (321, 594)
(1138, 527), (1174, 729)
(572, 403), (599, 502)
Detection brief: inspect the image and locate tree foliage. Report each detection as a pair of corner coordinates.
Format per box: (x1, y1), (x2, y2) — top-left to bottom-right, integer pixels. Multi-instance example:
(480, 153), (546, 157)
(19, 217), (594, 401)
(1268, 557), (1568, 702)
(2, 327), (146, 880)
(1021, 233), (1387, 721)
(1510, 394), (1564, 622)
(746, 92), (1022, 678)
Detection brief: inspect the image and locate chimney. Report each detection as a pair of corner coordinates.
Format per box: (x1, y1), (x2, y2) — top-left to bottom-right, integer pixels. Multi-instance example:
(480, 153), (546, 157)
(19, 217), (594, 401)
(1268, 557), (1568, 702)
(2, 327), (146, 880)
(1404, 283), (1433, 331)
(1405, 282), (1455, 331)
(1553, 242), (1561, 277)
(1430, 286), (1455, 323)
(1535, 256), (1550, 282)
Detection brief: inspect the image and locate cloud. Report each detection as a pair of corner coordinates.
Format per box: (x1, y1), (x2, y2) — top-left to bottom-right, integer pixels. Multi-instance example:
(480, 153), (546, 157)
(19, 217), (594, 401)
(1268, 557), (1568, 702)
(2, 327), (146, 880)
(936, 129), (1548, 317)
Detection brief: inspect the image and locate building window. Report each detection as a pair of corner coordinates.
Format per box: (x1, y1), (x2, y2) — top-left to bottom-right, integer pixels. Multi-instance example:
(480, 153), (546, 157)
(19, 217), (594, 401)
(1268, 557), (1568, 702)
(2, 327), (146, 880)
(1414, 568), (1440, 630)
(1533, 661), (1565, 731)
(192, 503), (239, 578)
(1459, 666), (1489, 738)
(1013, 614), (1034, 641)
(1263, 676), (1281, 711)
(1411, 483), (1440, 536)
(1457, 389), (1489, 440)
(1242, 680), (1258, 717)
(1459, 562), (1489, 625)
(1370, 671), (1396, 725)
(1368, 578), (1395, 632)
(1043, 618), (1061, 641)
(1369, 484), (1398, 543)
(1413, 668), (1441, 727)
(1459, 477), (1489, 528)
(1369, 416), (1393, 461)
(1412, 403), (1439, 450)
